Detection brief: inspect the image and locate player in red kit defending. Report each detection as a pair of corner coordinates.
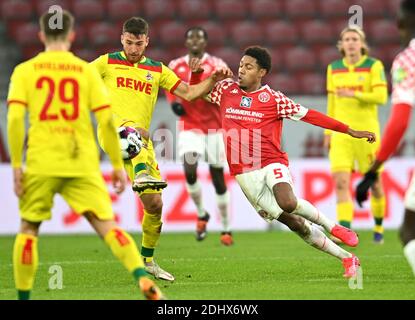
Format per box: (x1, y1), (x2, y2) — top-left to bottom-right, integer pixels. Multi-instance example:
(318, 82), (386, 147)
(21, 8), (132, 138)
(356, 0), (415, 276)
(166, 27), (233, 245)
(191, 46), (377, 278)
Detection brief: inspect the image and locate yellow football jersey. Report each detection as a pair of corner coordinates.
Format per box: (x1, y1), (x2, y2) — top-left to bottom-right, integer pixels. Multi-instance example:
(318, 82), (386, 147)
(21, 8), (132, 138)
(91, 51), (181, 129)
(7, 51), (111, 176)
(326, 55), (388, 131)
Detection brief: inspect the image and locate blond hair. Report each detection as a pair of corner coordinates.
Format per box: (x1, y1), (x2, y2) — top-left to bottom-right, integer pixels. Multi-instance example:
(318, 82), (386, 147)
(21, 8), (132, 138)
(337, 26), (369, 56)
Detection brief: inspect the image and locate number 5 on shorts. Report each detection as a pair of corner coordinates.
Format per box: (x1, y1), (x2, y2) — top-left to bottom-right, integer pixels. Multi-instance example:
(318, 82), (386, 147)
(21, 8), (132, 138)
(273, 168), (283, 179)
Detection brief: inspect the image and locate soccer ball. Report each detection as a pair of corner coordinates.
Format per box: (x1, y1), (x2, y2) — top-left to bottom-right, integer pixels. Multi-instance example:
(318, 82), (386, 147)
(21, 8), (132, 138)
(117, 126), (143, 160)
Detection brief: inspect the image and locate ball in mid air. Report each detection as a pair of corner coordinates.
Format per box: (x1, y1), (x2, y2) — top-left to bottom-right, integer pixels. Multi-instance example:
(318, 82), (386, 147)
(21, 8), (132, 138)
(117, 126), (143, 160)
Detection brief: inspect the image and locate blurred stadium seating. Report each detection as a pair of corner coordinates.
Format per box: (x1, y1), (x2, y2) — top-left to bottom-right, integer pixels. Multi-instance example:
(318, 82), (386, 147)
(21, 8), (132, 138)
(0, 0), (403, 98)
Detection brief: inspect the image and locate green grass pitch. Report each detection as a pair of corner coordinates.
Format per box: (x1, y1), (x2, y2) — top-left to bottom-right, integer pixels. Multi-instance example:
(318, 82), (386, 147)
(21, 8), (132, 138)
(1, 230), (415, 300)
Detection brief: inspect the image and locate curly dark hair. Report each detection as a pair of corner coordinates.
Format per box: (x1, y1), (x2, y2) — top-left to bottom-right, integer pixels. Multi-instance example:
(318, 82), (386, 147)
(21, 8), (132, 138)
(243, 46), (272, 74)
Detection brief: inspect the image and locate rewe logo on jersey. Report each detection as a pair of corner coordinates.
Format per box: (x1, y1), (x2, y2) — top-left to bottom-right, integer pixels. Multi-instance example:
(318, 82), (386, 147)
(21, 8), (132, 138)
(116, 77), (152, 95)
(240, 96), (252, 108)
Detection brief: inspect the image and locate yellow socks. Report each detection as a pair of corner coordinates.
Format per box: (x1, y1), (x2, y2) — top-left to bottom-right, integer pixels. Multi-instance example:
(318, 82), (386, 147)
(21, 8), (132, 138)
(104, 228), (146, 278)
(371, 196), (386, 234)
(141, 210), (162, 263)
(336, 201), (354, 228)
(13, 233), (38, 300)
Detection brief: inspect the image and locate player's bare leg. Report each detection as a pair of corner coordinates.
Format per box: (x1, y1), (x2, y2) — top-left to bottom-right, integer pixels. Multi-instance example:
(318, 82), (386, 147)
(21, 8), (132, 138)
(209, 165), (233, 246)
(370, 178), (386, 244)
(13, 220), (41, 300)
(332, 171), (354, 244)
(139, 194), (174, 281)
(276, 212), (359, 278)
(184, 152), (210, 241)
(272, 182), (359, 247)
(400, 208), (415, 276)
(85, 212), (165, 299)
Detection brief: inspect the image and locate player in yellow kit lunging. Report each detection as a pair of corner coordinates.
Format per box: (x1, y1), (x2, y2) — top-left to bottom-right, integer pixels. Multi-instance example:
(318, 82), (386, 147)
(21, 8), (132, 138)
(91, 17), (232, 281)
(7, 10), (163, 300)
(324, 26), (388, 243)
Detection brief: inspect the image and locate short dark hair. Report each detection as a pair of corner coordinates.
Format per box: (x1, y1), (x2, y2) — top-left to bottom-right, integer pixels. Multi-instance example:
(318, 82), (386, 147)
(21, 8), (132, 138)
(185, 27), (208, 40)
(39, 10), (74, 40)
(123, 17), (149, 36)
(401, 0), (415, 14)
(243, 46), (272, 74)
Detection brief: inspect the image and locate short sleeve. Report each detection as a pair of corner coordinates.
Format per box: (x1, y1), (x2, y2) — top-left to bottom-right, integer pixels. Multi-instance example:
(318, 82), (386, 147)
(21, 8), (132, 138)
(207, 79), (234, 106)
(273, 90), (308, 121)
(90, 54), (108, 79)
(160, 63), (182, 93)
(7, 64), (28, 106)
(391, 56), (415, 107)
(371, 60), (388, 88)
(86, 65), (111, 112)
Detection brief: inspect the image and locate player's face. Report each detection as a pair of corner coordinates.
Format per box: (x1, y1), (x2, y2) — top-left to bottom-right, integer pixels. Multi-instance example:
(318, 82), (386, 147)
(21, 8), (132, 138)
(340, 31), (363, 57)
(185, 30), (207, 56)
(121, 32), (149, 63)
(238, 55), (266, 91)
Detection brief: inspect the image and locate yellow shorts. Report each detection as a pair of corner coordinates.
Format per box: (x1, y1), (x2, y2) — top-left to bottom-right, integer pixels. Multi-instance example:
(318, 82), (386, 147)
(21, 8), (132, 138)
(124, 139), (162, 195)
(19, 173), (114, 223)
(329, 132), (382, 173)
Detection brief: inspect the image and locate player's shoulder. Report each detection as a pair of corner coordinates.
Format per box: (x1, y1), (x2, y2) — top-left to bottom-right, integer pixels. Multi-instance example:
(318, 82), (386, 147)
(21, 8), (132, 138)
(328, 59), (346, 70)
(217, 78), (237, 90)
(393, 44), (415, 68)
(265, 85), (287, 100)
(168, 55), (187, 69)
(361, 56), (383, 69)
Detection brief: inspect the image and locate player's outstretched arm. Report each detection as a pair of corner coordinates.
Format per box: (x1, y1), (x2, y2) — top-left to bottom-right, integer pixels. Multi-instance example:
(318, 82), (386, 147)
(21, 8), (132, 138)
(355, 103), (412, 206)
(301, 108), (376, 143)
(7, 103), (26, 197)
(172, 67), (233, 102)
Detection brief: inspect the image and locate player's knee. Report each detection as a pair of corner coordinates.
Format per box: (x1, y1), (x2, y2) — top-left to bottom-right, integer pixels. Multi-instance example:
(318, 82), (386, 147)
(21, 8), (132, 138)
(335, 178), (348, 192)
(20, 219), (41, 236)
(278, 197), (298, 213)
(144, 197), (163, 213)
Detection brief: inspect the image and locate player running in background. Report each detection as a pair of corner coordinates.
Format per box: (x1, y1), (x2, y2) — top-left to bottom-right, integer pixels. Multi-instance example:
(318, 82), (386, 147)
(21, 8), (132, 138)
(356, 0), (415, 275)
(324, 26), (388, 243)
(7, 11), (163, 300)
(191, 46), (377, 278)
(166, 27), (233, 245)
(91, 17), (232, 280)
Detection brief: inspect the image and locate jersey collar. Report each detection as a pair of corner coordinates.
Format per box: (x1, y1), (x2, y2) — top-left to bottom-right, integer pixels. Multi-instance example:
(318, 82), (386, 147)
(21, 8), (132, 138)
(343, 55), (367, 68)
(240, 84), (269, 94)
(120, 51), (146, 66)
(185, 52), (209, 65)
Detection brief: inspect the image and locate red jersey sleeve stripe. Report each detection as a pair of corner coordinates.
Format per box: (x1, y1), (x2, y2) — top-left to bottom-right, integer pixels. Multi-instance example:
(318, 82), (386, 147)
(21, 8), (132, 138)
(169, 79), (182, 94)
(92, 104), (110, 113)
(7, 100), (27, 107)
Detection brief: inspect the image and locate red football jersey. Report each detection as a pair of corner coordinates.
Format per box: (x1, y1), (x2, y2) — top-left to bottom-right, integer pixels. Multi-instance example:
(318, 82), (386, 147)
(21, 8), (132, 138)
(166, 53), (228, 133)
(391, 39), (415, 108)
(208, 79), (309, 175)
